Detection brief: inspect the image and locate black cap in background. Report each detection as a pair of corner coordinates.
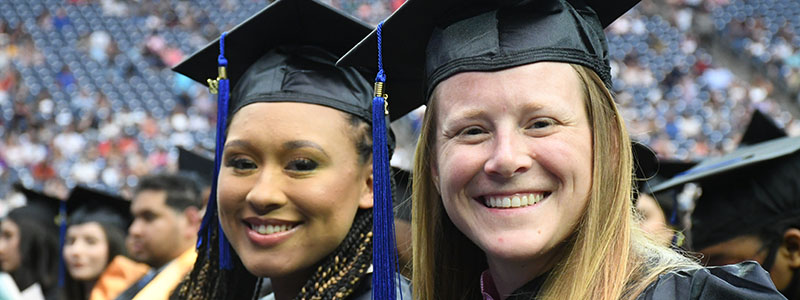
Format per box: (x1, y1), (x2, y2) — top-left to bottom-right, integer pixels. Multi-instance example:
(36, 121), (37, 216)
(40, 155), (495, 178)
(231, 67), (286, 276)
(65, 186), (131, 231)
(651, 111), (800, 250)
(7, 183), (63, 232)
(178, 147), (215, 188)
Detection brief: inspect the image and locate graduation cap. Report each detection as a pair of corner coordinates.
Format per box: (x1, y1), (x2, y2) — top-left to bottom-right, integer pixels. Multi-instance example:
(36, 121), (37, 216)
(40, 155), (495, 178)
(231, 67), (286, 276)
(650, 135), (800, 251)
(65, 185), (131, 232)
(632, 142), (697, 196)
(8, 183), (66, 287)
(739, 109), (786, 147)
(7, 183), (62, 232)
(177, 147), (215, 188)
(631, 143), (696, 231)
(337, 0), (641, 113)
(172, 2), (402, 295)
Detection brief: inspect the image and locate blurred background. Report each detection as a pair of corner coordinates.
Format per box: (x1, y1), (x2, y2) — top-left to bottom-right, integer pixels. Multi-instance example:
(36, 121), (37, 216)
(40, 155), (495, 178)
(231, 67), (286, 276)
(0, 0), (798, 210)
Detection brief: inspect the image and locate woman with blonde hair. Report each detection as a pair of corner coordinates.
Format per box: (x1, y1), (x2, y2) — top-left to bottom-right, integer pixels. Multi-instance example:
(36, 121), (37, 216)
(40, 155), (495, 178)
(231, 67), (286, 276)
(340, 0), (786, 299)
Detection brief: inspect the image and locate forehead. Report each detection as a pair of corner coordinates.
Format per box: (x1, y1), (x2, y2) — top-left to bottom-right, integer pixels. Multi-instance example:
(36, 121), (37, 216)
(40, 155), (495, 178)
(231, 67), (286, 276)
(0, 220), (19, 233)
(67, 222), (106, 236)
(226, 102), (358, 152)
(432, 62), (583, 115)
(699, 235), (764, 257)
(131, 190), (168, 212)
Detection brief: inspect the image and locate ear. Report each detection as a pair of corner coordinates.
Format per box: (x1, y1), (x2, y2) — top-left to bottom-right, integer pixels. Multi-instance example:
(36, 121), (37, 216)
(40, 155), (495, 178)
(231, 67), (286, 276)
(358, 162), (374, 209)
(431, 163), (440, 194)
(182, 206), (202, 232)
(781, 228), (800, 269)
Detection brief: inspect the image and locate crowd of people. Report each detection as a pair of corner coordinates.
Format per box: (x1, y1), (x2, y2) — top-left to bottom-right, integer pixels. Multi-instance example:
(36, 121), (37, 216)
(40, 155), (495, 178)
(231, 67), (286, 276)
(0, 0), (799, 299)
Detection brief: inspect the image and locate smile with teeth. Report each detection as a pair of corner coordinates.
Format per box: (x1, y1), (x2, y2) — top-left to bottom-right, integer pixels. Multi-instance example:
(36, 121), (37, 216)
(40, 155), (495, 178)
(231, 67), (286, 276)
(483, 193), (547, 208)
(249, 223), (296, 235)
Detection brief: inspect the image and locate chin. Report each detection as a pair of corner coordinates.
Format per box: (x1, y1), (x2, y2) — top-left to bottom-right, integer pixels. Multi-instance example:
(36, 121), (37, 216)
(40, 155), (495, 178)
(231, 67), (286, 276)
(240, 256), (295, 278)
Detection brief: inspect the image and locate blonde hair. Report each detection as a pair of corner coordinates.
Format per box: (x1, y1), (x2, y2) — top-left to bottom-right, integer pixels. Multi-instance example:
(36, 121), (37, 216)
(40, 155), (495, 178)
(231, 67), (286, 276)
(411, 64), (698, 300)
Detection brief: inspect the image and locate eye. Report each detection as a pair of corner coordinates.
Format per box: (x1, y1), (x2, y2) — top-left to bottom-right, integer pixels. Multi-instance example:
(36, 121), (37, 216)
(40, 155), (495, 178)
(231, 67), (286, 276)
(457, 126), (487, 136)
(225, 157), (257, 170)
(527, 118), (557, 130)
(286, 158), (318, 172)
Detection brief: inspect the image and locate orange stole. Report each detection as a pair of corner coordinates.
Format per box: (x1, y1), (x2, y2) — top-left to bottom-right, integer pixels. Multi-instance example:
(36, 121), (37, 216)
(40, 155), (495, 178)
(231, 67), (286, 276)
(89, 256), (151, 300)
(131, 248), (198, 300)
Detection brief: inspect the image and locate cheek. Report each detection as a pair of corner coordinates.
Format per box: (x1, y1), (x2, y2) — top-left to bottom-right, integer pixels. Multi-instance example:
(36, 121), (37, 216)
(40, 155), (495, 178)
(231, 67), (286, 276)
(217, 174), (247, 218)
(436, 144), (483, 197)
(93, 242), (109, 263)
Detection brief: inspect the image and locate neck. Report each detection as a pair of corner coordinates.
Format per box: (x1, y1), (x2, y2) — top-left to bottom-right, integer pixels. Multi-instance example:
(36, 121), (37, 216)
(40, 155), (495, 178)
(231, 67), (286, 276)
(271, 267), (316, 300)
(485, 251), (559, 299)
(782, 268), (800, 300)
(83, 280), (96, 299)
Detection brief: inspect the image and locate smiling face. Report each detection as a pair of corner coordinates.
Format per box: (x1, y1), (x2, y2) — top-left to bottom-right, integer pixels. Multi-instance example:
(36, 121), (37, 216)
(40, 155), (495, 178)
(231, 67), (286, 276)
(432, 62), (593, 272)
(63, 222), (110, 281)
(218, 102), (373, 278)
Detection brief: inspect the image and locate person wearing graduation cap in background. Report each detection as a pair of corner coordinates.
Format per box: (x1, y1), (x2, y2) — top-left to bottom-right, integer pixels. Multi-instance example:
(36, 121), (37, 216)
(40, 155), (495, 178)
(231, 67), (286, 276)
(632, 143), (696, 248)
(339, 0), (786, 299)
(653, 110), (800, 299)
(172, 0), (413, 299)
(177, 147), (215, 209)
(61, 186), (148, 300)
(0, 184), (60, 300)
(109, 172), (202, 300)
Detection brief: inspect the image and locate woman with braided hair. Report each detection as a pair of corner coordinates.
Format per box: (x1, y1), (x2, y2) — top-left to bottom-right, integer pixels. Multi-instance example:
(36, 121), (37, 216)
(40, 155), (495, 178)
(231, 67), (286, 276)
(171, 0), (411, 299)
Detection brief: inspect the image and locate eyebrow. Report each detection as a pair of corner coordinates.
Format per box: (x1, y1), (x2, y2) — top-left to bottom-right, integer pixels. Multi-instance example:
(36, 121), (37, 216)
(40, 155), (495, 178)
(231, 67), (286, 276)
(283, 140), (329, 157)
(225, 139), (329, 157)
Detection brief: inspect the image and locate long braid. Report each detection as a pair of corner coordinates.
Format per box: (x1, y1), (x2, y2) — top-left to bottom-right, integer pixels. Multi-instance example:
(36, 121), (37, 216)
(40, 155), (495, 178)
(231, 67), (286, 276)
(296, 208), (373, 300)
(177, 212), (257, 300)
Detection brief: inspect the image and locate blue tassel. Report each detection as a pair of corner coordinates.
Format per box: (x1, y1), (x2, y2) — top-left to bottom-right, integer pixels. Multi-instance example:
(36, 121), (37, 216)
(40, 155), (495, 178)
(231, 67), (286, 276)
(372, 21), (402, 300)
(58, 201), (66, 288)
(197, 32), (233, 270)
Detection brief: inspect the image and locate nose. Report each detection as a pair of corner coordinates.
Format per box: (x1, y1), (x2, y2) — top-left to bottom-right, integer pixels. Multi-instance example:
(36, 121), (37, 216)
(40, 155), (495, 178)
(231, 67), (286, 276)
(484, 129), (533, 178)
(246, 170), (288, 214)
(128, 219), (143, 237)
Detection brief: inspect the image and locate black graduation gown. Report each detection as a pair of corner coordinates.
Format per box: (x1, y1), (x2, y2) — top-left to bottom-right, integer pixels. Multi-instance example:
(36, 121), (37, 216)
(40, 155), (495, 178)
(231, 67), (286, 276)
(350, 273), (412, 300)
(503, 261), (785, 300)
(636, 261), (786, 300)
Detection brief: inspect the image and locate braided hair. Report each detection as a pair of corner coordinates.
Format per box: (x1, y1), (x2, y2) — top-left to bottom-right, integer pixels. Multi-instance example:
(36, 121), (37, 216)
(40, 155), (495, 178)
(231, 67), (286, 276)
(176, 114), (377, 300)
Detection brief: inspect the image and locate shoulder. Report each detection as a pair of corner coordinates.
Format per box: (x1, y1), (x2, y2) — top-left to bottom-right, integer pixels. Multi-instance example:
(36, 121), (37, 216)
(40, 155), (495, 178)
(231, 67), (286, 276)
(349, 273), (412, 300)
(637, 261), (786, 300)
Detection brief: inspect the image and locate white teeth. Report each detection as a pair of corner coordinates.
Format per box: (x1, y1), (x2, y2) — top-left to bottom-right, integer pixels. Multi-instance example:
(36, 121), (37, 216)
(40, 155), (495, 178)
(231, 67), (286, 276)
(252, 223), (295, 235)
(485, 193), (546, 209)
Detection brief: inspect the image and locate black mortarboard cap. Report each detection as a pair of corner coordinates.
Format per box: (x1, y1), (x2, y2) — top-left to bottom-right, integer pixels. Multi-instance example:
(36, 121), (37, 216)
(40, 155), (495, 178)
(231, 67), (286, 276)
(632, 142), (696, 196)
(740, 109), (787, 146)
(178, 147), (215, 188)
(172, 0), (380, 123)
(652, 135), (800, 250)
(65, 186), (131, 231)
(9, 183), (67, 287)
(7, 183), (62, 231)
(338, 0), (640, 114)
